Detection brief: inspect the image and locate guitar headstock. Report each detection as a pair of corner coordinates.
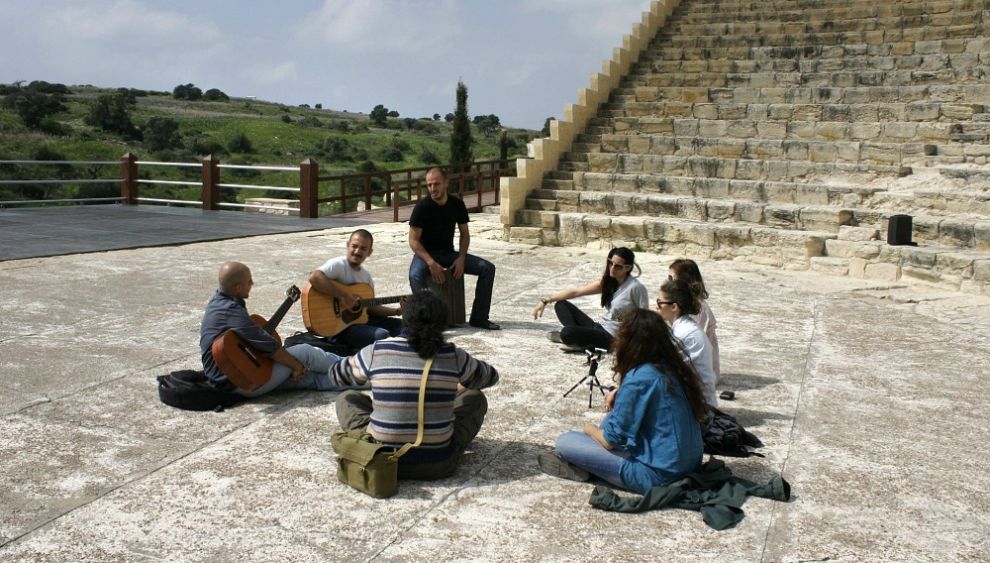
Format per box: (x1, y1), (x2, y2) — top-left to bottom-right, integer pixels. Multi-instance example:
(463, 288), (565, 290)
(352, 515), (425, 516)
(286, 285), (301, 302)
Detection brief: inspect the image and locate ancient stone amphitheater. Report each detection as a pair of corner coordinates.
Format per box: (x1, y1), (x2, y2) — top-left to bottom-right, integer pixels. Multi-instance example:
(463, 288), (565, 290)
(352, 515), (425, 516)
(501, 0), (990, 296)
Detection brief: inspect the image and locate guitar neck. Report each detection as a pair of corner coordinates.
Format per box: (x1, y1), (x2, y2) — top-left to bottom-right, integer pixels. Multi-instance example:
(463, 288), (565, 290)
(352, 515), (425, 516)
(263, 293), (297, 334)
(363, 295), (409, 308)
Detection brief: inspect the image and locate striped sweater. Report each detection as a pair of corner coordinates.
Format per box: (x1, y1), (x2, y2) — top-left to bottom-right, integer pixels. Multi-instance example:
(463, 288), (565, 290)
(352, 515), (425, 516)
(329, 337), (498, 462)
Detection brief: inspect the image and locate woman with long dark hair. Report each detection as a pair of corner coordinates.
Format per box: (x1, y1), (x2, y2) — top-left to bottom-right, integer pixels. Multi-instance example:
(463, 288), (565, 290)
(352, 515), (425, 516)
(330, 291), (499, 479)
(532, 247), (649, 351)
(657, 277), (718, 406)
(669, 258), (720, 376)
(538, 309), (707, 493)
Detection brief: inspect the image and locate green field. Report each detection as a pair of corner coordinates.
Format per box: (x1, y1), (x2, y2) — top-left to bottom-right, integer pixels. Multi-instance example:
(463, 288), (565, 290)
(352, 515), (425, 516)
(0, 84), (536, 208)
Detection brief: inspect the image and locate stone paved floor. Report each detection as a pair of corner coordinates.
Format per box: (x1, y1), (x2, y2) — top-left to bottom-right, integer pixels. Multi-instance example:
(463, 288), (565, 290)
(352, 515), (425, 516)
(1, 213), (989, 561)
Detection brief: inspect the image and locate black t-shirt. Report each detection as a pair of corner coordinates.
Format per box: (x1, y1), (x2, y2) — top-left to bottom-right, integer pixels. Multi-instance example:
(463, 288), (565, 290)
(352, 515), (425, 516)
(409, 195), (469, 254)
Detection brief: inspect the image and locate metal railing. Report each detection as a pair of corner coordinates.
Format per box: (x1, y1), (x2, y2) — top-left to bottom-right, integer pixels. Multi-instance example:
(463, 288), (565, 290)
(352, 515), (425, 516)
(0, 160), (122, 208)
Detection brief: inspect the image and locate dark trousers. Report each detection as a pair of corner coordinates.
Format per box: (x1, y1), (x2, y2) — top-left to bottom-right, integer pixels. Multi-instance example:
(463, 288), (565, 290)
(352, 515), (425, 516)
(554, 300), (613, 351)
(409, 251), (496, 324)
(335, 388), (488, 480)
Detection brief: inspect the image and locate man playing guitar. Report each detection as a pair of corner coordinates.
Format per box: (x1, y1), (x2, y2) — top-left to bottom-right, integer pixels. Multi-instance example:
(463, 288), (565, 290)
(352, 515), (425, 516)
(200, 261), (343, 397)
(308, 229), (405, 350)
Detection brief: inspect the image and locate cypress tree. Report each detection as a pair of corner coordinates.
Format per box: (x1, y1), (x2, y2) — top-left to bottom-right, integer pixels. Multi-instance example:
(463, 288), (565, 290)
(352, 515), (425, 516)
(449, 81), (473, 171)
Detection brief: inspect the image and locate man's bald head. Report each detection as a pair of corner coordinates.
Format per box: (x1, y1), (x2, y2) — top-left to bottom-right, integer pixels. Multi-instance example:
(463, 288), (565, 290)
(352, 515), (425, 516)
(219, 261), (252, 296)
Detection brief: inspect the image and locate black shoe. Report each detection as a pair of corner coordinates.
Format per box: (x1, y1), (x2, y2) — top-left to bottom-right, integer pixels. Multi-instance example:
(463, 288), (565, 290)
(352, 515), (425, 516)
(469, 320), (501, 330)
(537, 452), (590, 482)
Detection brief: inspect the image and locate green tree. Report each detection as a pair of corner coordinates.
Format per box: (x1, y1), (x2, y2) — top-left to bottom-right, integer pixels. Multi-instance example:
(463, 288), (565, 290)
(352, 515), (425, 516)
(432, 113), (441, 121)
(473, 114), (501, 138)
(172, 83), (202, 100)
(444, 113), (454, 122)
(449, 81), (473, 169)
(203, 88), (229, 101)
(12, 90), (67, 129)
(370, 104), (388, 126)
(86, 93), (139, 138)
(542, 117), (554, 137)
(143, 117), (182, 151)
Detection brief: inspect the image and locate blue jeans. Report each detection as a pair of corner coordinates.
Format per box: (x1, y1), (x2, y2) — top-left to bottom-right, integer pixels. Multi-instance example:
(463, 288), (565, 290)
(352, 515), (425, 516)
(409, 251), (496, 324)
(333, 316), (403, 350)
(236, 344), (342, 398)
(555, 431), (631, 489)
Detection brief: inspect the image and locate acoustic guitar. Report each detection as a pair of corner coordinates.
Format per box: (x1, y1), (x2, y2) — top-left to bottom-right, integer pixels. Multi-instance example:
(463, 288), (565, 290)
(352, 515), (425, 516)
(211, 285), (301, 392)
(301, 282), (409, 337)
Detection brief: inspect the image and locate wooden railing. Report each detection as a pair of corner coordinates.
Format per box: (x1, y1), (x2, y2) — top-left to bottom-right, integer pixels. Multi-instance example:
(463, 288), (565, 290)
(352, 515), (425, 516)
(311, 160), (514, 221)
(2, 155), (517, 219)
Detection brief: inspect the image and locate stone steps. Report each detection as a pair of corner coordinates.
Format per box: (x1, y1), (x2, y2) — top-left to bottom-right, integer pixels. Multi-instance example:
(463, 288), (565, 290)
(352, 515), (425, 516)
(580, 119), (989, 143)
(594, 102), (988, 124)
(668, 10), (988, 36)
(634, 51), (990, 76)
(593, 84), (990, 106)
(681, 0), (986, 12)
(811, 237), (990, 294)
(521, 189), (990, 248)
(621, 66), (990, 88)
(507, 212), (837, 269)
(538, 171), (990, 216)
(674, 0), (987, 23)
(587, 101), (990, 123)
(644, 37), (990, 61)
(561, 136), (990, 167)
(654, 22), (990, 49)
(664, 10), (984, 39)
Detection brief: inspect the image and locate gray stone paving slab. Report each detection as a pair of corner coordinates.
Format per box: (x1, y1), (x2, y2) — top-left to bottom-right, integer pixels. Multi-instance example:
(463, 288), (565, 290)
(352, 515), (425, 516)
(0, 204), (369, 261)
(1, 214), (989, 561)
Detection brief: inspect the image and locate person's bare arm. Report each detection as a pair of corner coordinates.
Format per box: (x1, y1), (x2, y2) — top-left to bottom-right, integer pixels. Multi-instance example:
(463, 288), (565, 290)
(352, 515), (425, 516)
(308, 270), (358, 310)
(532, 280), (604, 319)
(583, 423), (613, 450)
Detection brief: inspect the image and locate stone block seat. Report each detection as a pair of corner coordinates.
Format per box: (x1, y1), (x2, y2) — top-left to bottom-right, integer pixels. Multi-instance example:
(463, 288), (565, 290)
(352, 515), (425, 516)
(508, 0), (990, 294)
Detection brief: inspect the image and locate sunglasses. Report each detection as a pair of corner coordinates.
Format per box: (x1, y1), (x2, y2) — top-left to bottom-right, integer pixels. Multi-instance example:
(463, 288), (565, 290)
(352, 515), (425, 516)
(656, 299), (675, 308)
(607, 261), (631, 270)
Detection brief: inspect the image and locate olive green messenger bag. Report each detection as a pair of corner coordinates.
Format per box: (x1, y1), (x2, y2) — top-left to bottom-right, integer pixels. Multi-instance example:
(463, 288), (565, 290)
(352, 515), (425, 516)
(330, 357), (433, 498)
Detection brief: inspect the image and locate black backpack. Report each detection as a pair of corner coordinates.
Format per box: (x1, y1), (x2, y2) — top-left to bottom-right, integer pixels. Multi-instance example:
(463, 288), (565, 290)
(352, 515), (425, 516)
(703, 407), (764, 457)
(157, 369), (246, 412)
(283, 331), (352, 356)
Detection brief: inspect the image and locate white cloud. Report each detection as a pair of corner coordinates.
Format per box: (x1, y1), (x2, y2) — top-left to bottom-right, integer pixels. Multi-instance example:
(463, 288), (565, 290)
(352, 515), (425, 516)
(523, 0), (650, 40)
(43, 0), (220, 46)
(299, 0), (461, 56)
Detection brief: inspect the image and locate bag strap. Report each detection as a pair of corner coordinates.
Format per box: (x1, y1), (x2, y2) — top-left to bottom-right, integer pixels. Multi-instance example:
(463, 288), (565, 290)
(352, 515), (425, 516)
(388, 356), (433, 462)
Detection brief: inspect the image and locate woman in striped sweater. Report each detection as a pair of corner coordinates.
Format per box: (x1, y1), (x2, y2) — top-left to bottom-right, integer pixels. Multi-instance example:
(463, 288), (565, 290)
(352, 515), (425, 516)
(330, 291), (499, 480)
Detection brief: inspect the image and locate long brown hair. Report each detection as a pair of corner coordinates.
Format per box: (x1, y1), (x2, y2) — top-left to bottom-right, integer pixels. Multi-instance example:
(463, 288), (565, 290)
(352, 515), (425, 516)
(669, 258), (709, 300)
(612, 308), (708, 422)
(600, 247), (638, 308)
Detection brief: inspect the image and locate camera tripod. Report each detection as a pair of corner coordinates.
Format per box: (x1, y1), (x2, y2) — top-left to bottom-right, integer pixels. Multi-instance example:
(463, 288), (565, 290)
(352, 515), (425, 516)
(562, 348), (614, 408)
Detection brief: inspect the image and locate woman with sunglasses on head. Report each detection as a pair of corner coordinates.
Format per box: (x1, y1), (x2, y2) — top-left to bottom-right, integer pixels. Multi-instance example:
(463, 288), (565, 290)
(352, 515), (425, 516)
(538, 309), (708, 493)
(656, 278), (719, 407)
(532, 247), (649, 352)
(669, 258), (720, 377)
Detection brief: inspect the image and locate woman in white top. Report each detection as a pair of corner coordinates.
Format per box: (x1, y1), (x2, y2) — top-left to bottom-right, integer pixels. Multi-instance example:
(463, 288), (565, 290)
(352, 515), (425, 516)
(669, 258), (720, 376)
(656, 277), (719, 407)
(533, 247), (649, 352)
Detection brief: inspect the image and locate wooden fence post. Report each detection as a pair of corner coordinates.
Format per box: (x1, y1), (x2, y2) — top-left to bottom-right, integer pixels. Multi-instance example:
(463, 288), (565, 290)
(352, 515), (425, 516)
(120, 152), (138, 204)
(201, 154), (220, 210)
(299, 158), (318, 218)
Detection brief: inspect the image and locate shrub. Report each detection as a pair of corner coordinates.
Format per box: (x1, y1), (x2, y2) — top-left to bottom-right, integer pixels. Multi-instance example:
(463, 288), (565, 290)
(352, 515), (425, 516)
(420, 148), (440, 164)
(143, 117), (182, 151)
(280, 114), (292, 123)
(380, 147), (404, 162)
(86, 93), (139, 139)
(172, 83), (202, 101)
(191, 137), (227, 157)
(227, 132), (254, 153)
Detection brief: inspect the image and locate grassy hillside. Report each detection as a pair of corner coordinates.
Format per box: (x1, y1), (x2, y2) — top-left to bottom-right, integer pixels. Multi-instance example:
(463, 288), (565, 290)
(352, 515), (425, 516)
(0, 84), (537, 207)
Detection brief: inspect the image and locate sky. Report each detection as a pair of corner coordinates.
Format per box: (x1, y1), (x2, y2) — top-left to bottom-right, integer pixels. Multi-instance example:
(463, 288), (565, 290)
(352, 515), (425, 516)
(0, 0), (654, 129)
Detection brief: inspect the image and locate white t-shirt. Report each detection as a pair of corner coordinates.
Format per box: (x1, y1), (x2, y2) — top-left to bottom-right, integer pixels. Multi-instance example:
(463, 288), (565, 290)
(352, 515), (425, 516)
(599, 276), (650, 335)
(316, 256), (374, 288)
(671, 315), (718, 407)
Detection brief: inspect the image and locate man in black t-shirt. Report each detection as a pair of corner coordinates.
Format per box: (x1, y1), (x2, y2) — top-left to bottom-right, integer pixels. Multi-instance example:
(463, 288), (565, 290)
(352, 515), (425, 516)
(408, 167), (499, 330)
